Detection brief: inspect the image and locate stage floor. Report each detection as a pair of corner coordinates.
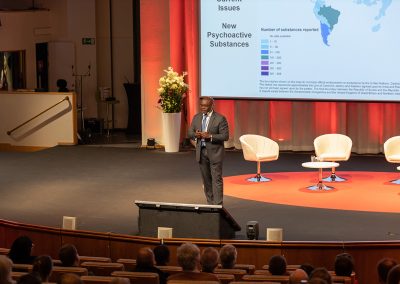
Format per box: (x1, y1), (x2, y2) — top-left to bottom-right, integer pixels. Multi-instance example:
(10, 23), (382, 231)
(1, 145), (400, 242)
(225, 171), (400, 213)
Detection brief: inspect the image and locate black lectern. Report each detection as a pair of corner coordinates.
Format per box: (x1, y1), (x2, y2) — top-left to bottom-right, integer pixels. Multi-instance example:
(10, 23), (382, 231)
(135, 200), (241, 239)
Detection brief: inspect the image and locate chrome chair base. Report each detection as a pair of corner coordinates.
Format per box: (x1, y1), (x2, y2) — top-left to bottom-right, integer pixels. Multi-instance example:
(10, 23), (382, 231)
(247, 174), (271, 182)
(390, 179), (400, 184)
(322, 174), (346, 182)
(307, 183), (334, 191)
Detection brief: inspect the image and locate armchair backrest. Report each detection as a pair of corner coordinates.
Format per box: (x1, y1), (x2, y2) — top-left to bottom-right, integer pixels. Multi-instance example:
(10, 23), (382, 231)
(239, 134), (279, 161)
(384, 136), (400, 161)
(314, 134), (352, 159)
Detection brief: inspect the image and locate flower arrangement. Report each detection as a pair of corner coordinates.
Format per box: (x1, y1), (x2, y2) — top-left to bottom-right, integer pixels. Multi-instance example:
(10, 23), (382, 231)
(157, 67), (189, 113)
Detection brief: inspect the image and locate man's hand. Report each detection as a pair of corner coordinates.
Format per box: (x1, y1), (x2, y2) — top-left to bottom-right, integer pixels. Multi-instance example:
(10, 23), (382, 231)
(200, 132), (211, 139)
(195, 130), (202, 139)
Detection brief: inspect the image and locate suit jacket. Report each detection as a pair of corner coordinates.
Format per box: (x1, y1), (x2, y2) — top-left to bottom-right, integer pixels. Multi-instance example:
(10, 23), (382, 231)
(188, 111), (229, 163)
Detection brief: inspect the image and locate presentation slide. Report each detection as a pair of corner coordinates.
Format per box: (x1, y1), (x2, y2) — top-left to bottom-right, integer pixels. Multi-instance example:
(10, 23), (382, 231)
(200, 0), (400, 101)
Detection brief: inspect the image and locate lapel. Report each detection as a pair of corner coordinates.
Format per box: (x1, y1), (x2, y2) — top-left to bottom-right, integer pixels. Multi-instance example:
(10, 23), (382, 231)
(208, 112), (216, 131)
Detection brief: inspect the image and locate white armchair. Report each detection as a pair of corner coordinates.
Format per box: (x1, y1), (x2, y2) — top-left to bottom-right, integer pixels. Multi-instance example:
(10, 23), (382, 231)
(314, 134), (352, 182)
(384, 136), (400, 184)
(239, 134), (279, 182)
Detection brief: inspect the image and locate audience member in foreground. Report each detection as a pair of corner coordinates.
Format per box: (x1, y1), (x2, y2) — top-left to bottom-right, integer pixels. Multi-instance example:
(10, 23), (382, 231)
(309, 267), (332, 284)
(268, 255), (287, 275)
(0, 255), (14, 284)
(334, 253), (354, 277)
(134, 247), (167, 284)
(17, 273), (41, 284)
(219, 244), (237, 269)
(8, 236), (36, 264)
(58, 244), (79, 267)
(58, 273), (82, 284)
(32, 255), (53, 283)
(153, 245), (170, 266)
(299, 263), (314, 277)
(377, 257), (398, 284)
(308, 278), (328, 284)
(167, 242), (219, 282)
(288, 268), (308, 284)
(200, 247), (219, 273)
(386, 264), (400, 284)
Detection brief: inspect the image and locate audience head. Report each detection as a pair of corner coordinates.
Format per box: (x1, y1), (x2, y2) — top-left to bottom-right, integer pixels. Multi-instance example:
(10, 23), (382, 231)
(268, 255), (287, 275)
(200, 247), (219, 273)
(310, 267), (332, 284)
(300, 263), (314, 277)
(32, 255), (53, 282)
(136, 247), (155, 269)
(58, 244), (79, 267)
(17, 273), (41, 284)
(386, 264), (400, 284)
(334, 253), (354, 276)
(58, 273), (82, 284)
(0, 255), (13, 284)
(377, 257), (398, 284)
(153, 245), (170, 266)
(176, 242), (201, 272)
(56, 79), (69, 92)
(219, 244), (237, 269)
(8, 235), (35, 264)
(289, 268), (309, 284)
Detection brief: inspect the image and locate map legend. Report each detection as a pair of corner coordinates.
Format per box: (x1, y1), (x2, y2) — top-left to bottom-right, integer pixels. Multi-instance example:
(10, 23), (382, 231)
(261, 39), (269, 76)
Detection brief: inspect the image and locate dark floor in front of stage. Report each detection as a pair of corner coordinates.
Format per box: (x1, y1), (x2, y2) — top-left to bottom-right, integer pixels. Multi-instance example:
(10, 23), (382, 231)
(1, 133), (399, 242)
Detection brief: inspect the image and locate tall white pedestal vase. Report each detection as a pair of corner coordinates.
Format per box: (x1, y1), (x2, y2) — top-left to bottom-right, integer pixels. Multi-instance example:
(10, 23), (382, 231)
(162, 112), (181, 152)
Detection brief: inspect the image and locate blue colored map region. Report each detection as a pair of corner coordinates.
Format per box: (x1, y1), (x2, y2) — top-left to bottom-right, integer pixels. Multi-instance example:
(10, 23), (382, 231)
(313, 0), (341, 46)
(320, 23), (331, 45)
(353, 0), (393, 31)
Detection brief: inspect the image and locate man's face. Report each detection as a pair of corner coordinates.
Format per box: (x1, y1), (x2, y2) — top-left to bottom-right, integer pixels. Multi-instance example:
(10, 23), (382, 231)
(200, 99), (213, 114)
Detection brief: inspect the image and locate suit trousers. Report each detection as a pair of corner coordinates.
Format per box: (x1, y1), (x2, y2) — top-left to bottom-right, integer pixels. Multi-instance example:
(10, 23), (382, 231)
(199, 147), (223, 205)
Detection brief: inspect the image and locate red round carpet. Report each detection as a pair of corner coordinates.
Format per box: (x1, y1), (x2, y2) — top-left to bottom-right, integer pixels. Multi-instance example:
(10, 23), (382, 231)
(224, 171), (400, 213)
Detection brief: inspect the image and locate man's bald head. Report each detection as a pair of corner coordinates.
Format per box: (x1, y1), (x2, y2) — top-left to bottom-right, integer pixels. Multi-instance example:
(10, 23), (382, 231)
(289, 269), (309, 284)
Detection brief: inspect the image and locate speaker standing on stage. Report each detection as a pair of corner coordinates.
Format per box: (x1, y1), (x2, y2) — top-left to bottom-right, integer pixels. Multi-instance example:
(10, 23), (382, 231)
(188, 96), (229, 205)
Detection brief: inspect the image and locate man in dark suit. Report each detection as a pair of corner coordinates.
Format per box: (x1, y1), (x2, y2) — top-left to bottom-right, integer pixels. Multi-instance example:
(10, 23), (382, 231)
(188, 96), (229, 205)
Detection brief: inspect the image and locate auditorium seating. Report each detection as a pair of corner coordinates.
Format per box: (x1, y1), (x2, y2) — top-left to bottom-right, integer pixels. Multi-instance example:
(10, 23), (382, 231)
(261, 264), (300, 271)
(111, 271), (159, 284)
(242, 274), (289, 283)
(239, 134), (279, 182)
(233, 264), (256, 274)
(49, 266), (89, 282)
(167, 281), (219, 284)
(215, 273), (235, 284)
(12, 263), (32, 272)
(116, 258), (137, 271)
(231, 282), (277, 284)
(81, 276), (123, 284)
(155, 265), (183, 275)
(214, 268), (247, 280)
(11, 271), (28, 280)
(81, 261), (125, 276)
(332, 275), (352, 284)
(80, 256), (112, 264)
(0, 247), (10, 255)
